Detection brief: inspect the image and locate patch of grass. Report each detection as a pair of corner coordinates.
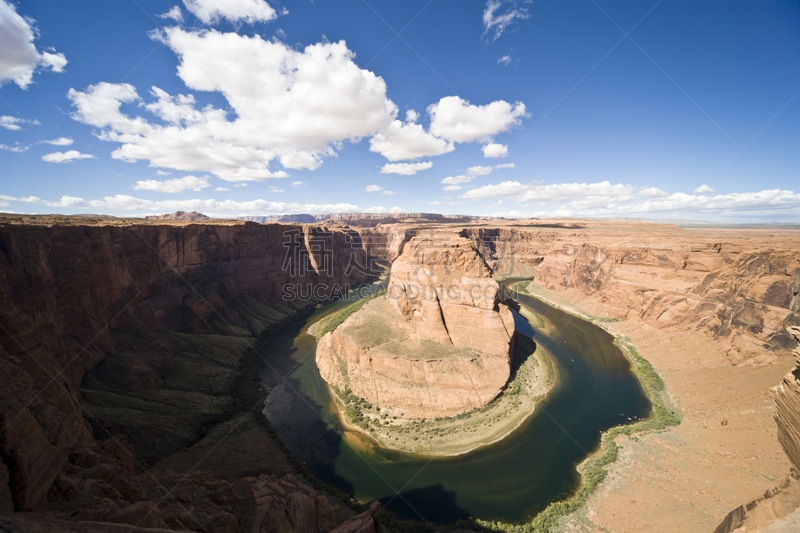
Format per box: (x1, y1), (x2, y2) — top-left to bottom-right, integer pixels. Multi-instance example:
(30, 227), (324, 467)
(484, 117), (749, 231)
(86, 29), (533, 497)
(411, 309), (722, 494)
(318, 289), (386, 337)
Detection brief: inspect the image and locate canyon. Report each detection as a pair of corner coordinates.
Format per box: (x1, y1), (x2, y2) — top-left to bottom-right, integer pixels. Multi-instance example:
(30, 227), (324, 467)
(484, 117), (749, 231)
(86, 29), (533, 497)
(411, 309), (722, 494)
(1, 214), (800, 531)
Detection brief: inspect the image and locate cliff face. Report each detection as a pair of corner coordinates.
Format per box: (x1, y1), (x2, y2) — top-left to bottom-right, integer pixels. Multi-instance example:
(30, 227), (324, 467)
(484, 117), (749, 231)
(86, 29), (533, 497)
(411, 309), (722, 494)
(0, 221), (369, 518)
(772, 326), (800, 472)
(316, 234), (515, 419)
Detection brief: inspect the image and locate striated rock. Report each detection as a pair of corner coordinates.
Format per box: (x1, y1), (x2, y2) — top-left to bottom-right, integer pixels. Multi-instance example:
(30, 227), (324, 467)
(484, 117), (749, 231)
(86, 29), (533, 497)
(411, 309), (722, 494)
(772, 327), (800, 472)
(317, 233), (515, 418)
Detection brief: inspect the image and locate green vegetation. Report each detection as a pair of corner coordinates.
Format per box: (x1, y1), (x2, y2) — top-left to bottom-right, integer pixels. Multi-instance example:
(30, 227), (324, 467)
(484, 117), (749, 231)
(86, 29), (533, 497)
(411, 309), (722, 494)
(476, 317), (681, 533)
(317, 288), (386, 337)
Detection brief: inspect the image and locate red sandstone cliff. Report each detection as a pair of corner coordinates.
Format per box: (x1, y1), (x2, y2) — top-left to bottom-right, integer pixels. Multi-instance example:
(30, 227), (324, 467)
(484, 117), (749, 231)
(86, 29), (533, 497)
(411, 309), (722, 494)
(0, 221), (369, 528)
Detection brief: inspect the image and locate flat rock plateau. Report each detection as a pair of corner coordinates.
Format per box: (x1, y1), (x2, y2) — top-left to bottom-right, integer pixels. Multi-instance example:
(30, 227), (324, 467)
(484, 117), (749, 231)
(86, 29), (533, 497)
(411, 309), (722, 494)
(2, 213), (800, 532)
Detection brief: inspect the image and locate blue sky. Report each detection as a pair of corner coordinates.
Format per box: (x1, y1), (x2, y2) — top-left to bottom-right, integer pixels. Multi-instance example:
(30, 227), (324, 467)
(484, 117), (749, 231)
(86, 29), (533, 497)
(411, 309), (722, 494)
(0, 0), (798, 221)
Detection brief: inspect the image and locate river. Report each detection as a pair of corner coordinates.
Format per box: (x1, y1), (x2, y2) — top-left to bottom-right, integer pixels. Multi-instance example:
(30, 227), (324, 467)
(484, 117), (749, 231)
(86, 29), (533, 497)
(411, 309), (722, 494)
(261, 279), (651, 524)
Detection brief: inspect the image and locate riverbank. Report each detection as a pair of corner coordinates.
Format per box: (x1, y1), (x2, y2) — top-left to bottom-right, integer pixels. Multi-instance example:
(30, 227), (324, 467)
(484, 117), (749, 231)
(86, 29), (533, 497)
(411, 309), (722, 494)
(502, 280), (793, 532)
(476, 280), (682, 532)
(323, 331), (556, 457)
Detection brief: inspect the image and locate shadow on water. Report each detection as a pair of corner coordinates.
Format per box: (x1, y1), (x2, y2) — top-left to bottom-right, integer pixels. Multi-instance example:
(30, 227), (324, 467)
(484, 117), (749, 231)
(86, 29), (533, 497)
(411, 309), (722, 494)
(262, 279), (652, 525)
(260, 313), (356, 495)
(382, 485), (472, 523)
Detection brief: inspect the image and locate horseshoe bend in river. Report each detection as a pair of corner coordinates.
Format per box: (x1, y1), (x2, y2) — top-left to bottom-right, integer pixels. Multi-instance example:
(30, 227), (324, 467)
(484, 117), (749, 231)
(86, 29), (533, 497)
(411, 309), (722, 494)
(262, 279), (651, 524)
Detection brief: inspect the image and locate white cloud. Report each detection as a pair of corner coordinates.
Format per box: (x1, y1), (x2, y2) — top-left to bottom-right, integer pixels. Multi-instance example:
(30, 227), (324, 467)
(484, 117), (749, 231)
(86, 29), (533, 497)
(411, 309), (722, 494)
(40, 50), (67, 72)
(365, 184), (398, 196)
(693, 184), (716, 194)
(43, 137), (73, 146)
(369, 119), (453, 161)
(462, 180), (637, 201)
(405, 109), (419, 123)
(158, 6), (184, 22)
(19, 194), (364, 215)
(0, 115), (38, 130)
(467, 165), (493, 176)
(497, 55), (512, 66)
(69, 30), (403, 181)
(363, 205), (407, 214)
(133, 175), (211, 193)
(429, 96), (527, 143)
(292, 181), (305, 187)
(380, 161), (433, 175)
(157, 170), (171, 176)
(0, 1), (67, 88)
(0, 143), (27, 152)
(215, 186), (229, 191)
(441, 175), (475, 185)
(41, 150), (96, 163)
(443, 185), (463, 191)
(483, 0), (531, 42)
(483, 143), (508, 158)
(269, 188), (285, 193)
(182, 0), (276, 24)
(494, 163), (514, 169)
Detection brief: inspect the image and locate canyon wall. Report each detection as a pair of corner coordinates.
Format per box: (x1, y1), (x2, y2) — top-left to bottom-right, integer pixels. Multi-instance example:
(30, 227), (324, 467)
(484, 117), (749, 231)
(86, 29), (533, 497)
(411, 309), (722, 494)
(355, 223), (799, 366)
(0, 221), (369, 524)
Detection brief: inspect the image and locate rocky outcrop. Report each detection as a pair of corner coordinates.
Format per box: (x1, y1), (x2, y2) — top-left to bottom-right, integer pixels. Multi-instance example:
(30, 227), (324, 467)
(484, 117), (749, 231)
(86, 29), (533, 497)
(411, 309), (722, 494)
(0, 221), (369, 519)
(331, 502), (385, 533)
(316, 233), (515, 418)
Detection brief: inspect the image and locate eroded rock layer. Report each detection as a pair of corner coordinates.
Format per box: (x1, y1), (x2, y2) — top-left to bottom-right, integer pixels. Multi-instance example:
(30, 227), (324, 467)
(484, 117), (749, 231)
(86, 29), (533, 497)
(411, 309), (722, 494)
(316, 233), (514, 418)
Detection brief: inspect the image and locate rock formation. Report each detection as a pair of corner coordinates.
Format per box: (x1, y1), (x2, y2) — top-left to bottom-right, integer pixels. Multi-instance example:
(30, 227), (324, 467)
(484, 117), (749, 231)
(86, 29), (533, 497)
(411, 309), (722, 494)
(316, 233), (515, 418)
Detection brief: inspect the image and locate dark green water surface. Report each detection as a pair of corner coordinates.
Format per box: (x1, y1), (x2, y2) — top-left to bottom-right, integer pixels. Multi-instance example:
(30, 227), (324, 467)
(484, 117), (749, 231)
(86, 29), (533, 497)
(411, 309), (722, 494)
(262, 280), (650, 524)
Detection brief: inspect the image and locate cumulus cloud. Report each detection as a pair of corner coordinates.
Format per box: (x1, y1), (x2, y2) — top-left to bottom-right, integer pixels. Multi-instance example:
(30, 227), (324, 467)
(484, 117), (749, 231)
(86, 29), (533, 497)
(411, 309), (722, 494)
(462, 180), (644, 202)
(429, 96), (527, 143)
(405, 109), (419, 123)
(69, 29), (405, 181)
(182, 0), (276, 24)
(693, 184), (716, 194)
(380, 161), (433, 176)
(363, 205), (407, 214)
(158, 6), (184, 22)
(292, 181), (305, 187)
(0, 1), (67, 88)
(483, 143), (508, 159)
(495, 163), (514, 169)
(43, 137), (73, 146)
(443, 185), (463, 191)
(215, 186), (229, 191)
(441, 175), (473, 186)
(19, 194), (365, 215)
(483, 0), (531, 42)
(41, 150), (95, 163)
(369, 120), (453, 161)
(133, 175), (211, 193)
